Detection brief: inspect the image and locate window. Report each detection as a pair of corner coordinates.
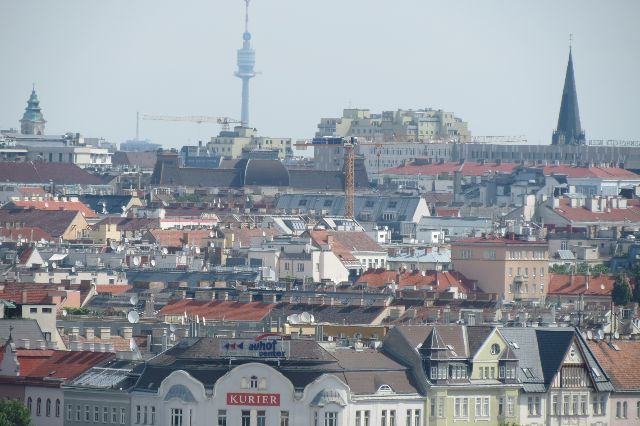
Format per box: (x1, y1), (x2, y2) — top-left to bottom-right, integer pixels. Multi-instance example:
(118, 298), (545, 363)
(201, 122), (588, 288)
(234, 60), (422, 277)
(552, 394), (559, 415)
(95, 406), (100, 422)
(572, 395), (578, 415)
(55, 399), (60, 418)
(563, 395), (570, 415)
(257, 410), (266, 426)
(324, 412), (337, 426)
(46, 398), (51, 416)
(136, 405), (142, 424)
(454, 398), (469, 418)
(617, 401), (628, 419)
(104, 406), (109, 423)
(250, 376), (258, 389)
(413, 410), (420, 426)
(30, 307), (38, 313)
(143, 406), (148, 424)
(121, 408), (127, 424)
(171, 408), (183, 426)
(217, 410), (227, 426)
(36, 398), (41, 416)
(112, 407), (118, 423)
(42, 307), (52, 313)
(507, 396), (515, 417)
(476, 397), (489, 417)
(381, 410), (387, 426)
(27, 397), (32, 413)
(280, 411), (289, 426)
(580, 395), (587, 415)
(67, 404), (72, 420)
(242, 411), (251, 426)
(498, 397), (504, 416)
(77, 405), (81, 421)
(297, 263), (304, 272)
(430, 398), (436, 417)
(528, 396), (541, 416)
(151, 407), (156, 425)
(438, 397), (445, 418)
(637, 401), (640, 419)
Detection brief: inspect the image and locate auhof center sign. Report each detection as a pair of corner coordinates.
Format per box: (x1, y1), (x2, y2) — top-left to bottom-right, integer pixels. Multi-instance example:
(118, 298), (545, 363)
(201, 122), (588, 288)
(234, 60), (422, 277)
(219, 335), (290, 359)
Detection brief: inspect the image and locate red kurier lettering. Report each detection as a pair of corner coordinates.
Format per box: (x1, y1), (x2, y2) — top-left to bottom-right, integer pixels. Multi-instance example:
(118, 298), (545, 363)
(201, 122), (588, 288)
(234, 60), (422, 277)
(226, 393), (280, 406)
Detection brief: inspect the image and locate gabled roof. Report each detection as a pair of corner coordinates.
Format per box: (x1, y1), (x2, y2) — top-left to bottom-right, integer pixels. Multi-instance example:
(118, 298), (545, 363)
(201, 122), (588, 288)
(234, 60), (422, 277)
(356, 269), (476, 293)
(4, 199), (97, 218)
(112, 151), (157, 169)
(0, 226), (54, 242)
(0, 209), (83, 238)
(0, 162), (105, 185)
(550, 198), (640, 223)
(587, 340), (640, 391)
(0, 349), (113, 381)
(307, 230), (383, 266)
(0, 319), (45, 347)
(548, 274), (618, 297)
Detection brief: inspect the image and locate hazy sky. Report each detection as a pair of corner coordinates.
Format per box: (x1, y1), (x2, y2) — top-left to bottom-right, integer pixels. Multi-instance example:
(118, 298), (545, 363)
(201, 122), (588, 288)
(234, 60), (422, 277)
(1, 0), (639, 149)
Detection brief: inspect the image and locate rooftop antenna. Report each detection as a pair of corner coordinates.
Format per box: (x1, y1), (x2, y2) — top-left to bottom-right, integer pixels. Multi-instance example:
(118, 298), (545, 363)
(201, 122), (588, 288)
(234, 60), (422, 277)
(244, 0), (250, 33)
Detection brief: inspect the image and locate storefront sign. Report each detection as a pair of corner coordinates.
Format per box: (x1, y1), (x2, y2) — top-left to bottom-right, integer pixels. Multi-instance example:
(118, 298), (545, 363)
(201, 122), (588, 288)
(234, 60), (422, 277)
(226, 393), (280, 406)
(220, 335), (289, 359)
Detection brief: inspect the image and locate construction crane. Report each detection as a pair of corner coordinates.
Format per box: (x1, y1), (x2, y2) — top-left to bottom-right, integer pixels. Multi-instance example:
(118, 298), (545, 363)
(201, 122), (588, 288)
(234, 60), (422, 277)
(216, 117), (243, 131)
(294, 137), (358, 219)
(140, 114), (219, 124)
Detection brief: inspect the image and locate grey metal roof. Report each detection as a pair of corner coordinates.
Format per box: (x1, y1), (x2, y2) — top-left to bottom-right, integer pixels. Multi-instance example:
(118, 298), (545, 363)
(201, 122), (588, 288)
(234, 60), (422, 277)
(67, 367), (133, 389)
(0, 319), (45, 346)
(556, 249), (576, 260)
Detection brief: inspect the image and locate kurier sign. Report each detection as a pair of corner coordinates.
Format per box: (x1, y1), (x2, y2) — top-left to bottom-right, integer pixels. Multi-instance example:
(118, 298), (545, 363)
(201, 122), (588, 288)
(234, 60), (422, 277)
(220, 334), (289, 359)
(227, 393), (280, 406)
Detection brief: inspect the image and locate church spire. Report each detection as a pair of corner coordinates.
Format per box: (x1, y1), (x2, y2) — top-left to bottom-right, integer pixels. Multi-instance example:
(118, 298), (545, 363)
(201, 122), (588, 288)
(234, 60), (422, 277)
(20, 87), (47, 135)
(552, 43), (585, 145)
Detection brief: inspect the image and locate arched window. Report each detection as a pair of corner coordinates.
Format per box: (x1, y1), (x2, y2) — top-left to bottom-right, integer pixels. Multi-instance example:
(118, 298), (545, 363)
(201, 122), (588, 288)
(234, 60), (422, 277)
(36, 398), (41, 416)
(46, 398), (51, 416)
(490, 343), (500, 355)
(27, 397), (32, 413)
(250, 376), (258, 389)
(55, 399), (60, 417)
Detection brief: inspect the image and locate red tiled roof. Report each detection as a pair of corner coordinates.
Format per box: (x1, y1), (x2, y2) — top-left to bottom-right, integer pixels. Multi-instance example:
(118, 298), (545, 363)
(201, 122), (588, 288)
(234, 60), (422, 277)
(0, 162), (105, 185)
(0, 209), (83, 238)
(587, 340), (640, 391)
(307, 230), (383, 265)
(94, 285), (133, 295)
(148, 229), (215, 248)
(0, 227), (54, 242)
(0, 348), (113, 381)
(17, 187), (47, 196)
(6, 200), (97, 218)
(0, 283), (71, 305)
(547, 274), (631, 297)
(551, 198), (640, 223)
(435, 209), (460, 217)
(159, 300), (275, 322)
(357, 269), (476, 293)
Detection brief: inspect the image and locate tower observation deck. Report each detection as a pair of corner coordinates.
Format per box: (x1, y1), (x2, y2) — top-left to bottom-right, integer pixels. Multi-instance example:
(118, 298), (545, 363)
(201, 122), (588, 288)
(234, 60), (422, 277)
(236, 0), (256, 128)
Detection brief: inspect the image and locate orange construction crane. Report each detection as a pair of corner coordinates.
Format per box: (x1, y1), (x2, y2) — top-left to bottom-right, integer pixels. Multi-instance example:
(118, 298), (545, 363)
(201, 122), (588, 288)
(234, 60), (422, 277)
(294, 137), (358, 218)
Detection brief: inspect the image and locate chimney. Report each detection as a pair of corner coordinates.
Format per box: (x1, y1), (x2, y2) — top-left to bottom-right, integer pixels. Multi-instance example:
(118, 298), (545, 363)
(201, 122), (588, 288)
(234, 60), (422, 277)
(326, 235), (334, 246)
(121, 327), (133, 340)
(21, 339), (30, 349)
(36, 340), (46, 350)
(98, 327), (111, 341)
(70, 326), (80, 336)
(21, 290), (28, 304)
(85, 328), (95, 341)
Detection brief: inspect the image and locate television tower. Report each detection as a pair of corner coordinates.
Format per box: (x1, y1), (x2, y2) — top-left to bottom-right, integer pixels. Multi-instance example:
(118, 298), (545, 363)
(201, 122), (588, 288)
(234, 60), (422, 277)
(236, 0), (256, 128)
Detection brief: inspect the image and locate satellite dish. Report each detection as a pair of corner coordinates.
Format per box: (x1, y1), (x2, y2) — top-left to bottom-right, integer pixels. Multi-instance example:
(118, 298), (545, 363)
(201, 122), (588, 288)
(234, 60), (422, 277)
(110, 242), (118, 251)
(150, 259), (156, 267)
(169, 324), (176, 332)
(62, 310), (68, 317)
(300, 312), (311, 323)
(309, 314), (315, 323)
(71, 266), (76, 273)
(43, 261), (48, 268)
(598, 329), (605, 340)
(129, 337), (136, 351)
(209, 231), (215, 238)
(130, 295), (139, 305)
(614, 331), (620, 339)
(161, 248), (168, 255)
(600, 283), (605, 290)
(133, 256), (140, 266)
(51, 261), (57, 269)
(587, 330), (593, 340)
(195, 247), (200, 254)
(127, 310), (140, 324)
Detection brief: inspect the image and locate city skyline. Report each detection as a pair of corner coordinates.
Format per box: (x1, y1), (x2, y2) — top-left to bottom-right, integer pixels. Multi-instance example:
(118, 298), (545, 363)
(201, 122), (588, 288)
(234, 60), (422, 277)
(1, 0), (638, 149)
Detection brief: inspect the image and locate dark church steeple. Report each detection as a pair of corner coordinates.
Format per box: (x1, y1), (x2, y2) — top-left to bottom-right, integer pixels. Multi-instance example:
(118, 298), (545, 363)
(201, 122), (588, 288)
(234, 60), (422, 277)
(552, 45), (585, 145)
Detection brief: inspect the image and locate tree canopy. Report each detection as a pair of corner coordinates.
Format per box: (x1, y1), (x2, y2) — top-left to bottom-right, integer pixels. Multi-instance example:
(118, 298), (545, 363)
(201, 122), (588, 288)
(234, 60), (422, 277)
(611, 273), (632, 306)
(0, 400), (33, 426)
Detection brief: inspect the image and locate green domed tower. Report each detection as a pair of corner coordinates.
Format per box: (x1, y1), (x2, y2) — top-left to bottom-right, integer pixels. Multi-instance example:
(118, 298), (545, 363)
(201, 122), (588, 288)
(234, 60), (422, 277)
(20, 87), (46, 135)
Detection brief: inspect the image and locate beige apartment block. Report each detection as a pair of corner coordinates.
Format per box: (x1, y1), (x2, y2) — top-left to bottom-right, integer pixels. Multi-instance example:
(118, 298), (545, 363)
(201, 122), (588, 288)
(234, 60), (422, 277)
(451, 236), (549, 302)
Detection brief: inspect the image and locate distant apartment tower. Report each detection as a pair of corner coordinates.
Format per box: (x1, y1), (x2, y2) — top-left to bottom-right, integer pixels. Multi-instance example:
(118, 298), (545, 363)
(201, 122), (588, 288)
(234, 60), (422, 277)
(316, 108), (471, 143)
(451, 236), (549, 302)
(552, 47), (586, 146)
(20, 88), (46, 135)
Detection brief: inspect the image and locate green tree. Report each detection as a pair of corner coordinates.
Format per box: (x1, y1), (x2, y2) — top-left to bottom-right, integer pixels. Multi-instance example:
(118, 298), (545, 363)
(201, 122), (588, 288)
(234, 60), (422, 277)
(549, 264), (571, 275)
(590, 264), (609, 278)
(0, 400), (33, 426)
(575, 262), (589, 275)
(611, 273), (631, 306)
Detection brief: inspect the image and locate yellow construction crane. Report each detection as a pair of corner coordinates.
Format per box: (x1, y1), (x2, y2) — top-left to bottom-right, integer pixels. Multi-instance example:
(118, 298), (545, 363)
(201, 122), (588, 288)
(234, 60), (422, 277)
(294, 137), (358, 219)
(216, 117), (243, 131)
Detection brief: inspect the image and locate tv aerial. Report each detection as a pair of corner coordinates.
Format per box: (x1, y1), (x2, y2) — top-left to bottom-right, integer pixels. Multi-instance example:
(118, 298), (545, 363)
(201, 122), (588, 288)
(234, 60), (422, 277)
(130, 295), (139, 305)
